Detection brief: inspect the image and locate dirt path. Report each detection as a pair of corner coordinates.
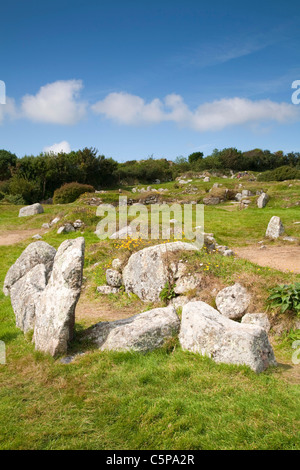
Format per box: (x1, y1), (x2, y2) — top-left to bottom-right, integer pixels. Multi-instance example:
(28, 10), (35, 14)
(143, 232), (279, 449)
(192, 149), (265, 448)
(75, 292), (145, 327)
(235, 245), (300, 273)
(0, 229), (46, 246)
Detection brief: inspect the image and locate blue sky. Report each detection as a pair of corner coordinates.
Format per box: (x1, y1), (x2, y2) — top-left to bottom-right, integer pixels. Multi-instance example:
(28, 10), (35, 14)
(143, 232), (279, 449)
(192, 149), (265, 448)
(1, 0), (300, 161)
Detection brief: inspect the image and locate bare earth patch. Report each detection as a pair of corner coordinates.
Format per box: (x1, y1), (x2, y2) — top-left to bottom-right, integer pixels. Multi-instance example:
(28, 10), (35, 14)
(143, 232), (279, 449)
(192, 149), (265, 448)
(0, 229), (47, 246)
(235, 245), (300, 273)
(75, 291), (147, 327)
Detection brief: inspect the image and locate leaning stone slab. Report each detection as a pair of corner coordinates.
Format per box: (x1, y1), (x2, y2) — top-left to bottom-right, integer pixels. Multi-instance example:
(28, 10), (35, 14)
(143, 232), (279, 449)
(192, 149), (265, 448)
(179, 301), (276, 373)
(257, 192), (269, 208)
(10, 264), (47, 333)
(123, 242), (199, 302)
(19, 203), (44, 217)
(34, 237), (85, 357)
(215, 283), (250, 320)
(266, 216), (284, 239)
(3, 241), (56, 296)
(84, 306), (180, 352)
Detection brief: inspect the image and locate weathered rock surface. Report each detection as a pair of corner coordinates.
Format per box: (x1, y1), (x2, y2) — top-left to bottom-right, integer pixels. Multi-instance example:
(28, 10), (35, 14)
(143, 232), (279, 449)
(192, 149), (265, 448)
(3, 241), (56, 296)
(10, 264), (47, 333)
(106, 269), (122, 287)
(257, 192), (269, 208)
(84, 306), (180, 352)
(282, 236), (298, 242)
(170, 296), (190, 309)
(34, 237), (85, 357)
(32, 234), (42, 240)
(179, 301), (276, 373)
(19, 203), (44, 217)
(50, 217), (60, 226)
(241, 313), (271, 333)
(57, 223), (75, 234)
(203, 197), (220, 205)
(123, 242), (199, 302)
(112, 258), (122, 270)
(241, 190), (253, 197)
(174, 273), (203, 295)
(215, 283), (250, 319)
(266, 216), (285, 239)
(97, 285), (120, 294)
(73, 219), (84, 229)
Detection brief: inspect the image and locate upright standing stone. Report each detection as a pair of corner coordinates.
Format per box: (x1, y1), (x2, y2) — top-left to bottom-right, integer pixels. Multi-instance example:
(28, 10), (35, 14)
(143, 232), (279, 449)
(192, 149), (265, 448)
(257, 192), (269, 208)
(265, 216), (285, 239)
(3, 241), (56, 296)
(34, 237), (85, 356)
(10, 264), (47, 333)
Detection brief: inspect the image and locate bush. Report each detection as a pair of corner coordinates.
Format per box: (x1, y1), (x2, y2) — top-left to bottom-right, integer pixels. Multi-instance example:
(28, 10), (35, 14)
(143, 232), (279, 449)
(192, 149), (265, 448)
(0, 149), (17, 180)
(9, 176), (41, 204)
(53, 182), (95, 204)
(117, 158), (173, 184)
(0, 180), (10, 194)
(258, 166), (300, 182)
(3, 194), (25, 205)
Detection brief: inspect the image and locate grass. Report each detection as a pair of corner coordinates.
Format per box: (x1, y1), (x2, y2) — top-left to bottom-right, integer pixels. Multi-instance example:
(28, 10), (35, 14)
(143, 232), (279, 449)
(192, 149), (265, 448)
(0, 341), (299, 450)
(0, 178), (299, 449)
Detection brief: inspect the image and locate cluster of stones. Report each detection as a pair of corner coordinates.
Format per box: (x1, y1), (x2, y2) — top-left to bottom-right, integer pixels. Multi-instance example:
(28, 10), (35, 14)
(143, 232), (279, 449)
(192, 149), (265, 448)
(132, 187), (169, 194)
(233, 189), (270, 209)
(4, 238), (85, 357)
(203, 233), (234, 257)
(84, 197), (103, 206)
(93, 241), (275, 373)
(4, 238), (277, 372)
(57, 219), (84, 234)
(31, 217), (62, 240)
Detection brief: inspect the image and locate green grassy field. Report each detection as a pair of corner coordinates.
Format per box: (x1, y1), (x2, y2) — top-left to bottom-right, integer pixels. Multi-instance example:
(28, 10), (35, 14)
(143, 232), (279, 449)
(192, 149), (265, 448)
(0, 176), (299, 450)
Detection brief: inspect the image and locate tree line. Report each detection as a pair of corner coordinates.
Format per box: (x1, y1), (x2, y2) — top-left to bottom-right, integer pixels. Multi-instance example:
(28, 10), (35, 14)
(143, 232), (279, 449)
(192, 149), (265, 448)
(0, 147), (299, 204)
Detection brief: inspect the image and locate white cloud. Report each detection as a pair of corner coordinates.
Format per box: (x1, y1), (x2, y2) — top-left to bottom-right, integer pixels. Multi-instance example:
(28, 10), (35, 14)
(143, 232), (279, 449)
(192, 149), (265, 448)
(0, 97), (18, 123)
(43, 140), (71, 154)
(91, 92), (164, 125)
(21, 80), (86, 125)
(191, 97), (299, 131)
(92, 92), (299, 132)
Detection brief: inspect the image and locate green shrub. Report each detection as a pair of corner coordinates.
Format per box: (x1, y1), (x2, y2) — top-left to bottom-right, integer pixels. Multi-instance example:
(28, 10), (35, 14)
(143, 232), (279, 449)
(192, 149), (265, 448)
(9, 176), (41, 204)
(0, 180), (10, 194)
(258, 166), (300, 182)
(4, 193), (25, 205)
(53, 182), (95, 204)
(267, 283), (300, 316)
